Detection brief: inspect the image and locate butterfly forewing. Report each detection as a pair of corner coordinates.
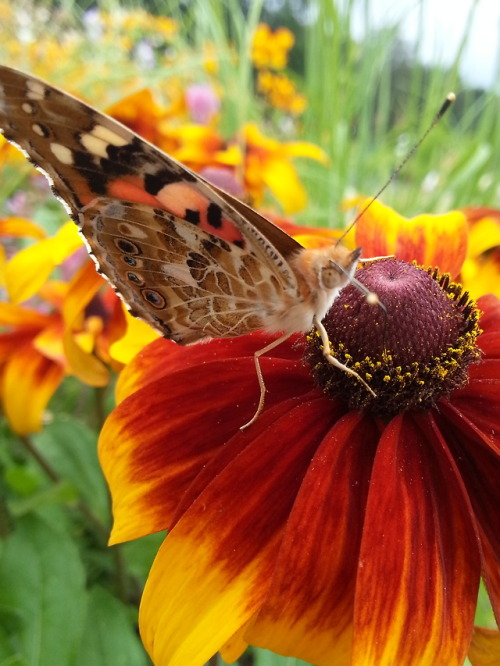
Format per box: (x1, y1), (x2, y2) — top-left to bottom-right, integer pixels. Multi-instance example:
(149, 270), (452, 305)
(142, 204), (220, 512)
(0, 66), (301, 303)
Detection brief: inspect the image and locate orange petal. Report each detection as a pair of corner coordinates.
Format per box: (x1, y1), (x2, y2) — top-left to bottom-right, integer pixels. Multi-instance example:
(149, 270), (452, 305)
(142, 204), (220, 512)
(352, 412), (480, 665)
(249, 411), (378, 665)
(33, 320), (66, 364)
(0, 217), (46, 239)
(0, 302), (51, 328)
(469, 627), (500, 666)
(62, 259), (106, 328)
(352, 198), (468, 276)
(62, 260), (109, 386)
(2, 345), (64, 434)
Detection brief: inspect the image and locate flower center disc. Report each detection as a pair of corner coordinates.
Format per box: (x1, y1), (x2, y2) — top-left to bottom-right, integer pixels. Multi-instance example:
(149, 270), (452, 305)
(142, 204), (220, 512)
(305, 259), (481, 417)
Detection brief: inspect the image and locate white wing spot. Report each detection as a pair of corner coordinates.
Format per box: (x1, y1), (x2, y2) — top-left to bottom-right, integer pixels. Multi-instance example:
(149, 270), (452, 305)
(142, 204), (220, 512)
(91, 124), (128, 146)
(26, 80), (46, 101)
(50, 142), (74, 165)
(22, 102), (35, 114)
(32, 123), (45, 136)
(80, 133), (108, 158)
(80, 125), (128, 158)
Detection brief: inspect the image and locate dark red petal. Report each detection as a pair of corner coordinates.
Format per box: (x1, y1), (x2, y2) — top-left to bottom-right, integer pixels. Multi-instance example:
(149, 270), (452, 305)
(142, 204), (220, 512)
(477, 294), (500, 335)
(100, 353), (313, 544)
(247, 411), (380, 665)
(439, 400), (500, 624)
(353, 412), (481, 665)
(451, 364), (500, 451)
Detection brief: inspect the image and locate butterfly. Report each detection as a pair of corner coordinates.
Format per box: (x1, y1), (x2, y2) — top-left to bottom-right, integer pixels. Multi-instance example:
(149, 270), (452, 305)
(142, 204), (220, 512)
(0, 66), (376, 428)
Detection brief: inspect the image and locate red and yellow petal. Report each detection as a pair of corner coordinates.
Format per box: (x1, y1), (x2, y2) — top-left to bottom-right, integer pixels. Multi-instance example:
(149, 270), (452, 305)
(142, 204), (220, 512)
(100, 342), (312, 544)
(139, 398), (337, 666)
(1, 345), (64, 434)
(352, 412), (480, 665)
(351, 198), (468, 276)
(247, 411), (379, 666)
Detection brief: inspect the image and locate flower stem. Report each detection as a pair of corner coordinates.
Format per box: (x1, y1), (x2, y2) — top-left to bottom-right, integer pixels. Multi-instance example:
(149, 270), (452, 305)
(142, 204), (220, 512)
(18, 433), (110, 542)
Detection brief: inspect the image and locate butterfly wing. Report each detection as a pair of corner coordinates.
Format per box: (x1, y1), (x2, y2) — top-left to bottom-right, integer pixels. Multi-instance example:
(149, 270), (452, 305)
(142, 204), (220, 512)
(0, 66), (303, 312)
(0, 66), (306, 342)
(81, 197), (290, 343)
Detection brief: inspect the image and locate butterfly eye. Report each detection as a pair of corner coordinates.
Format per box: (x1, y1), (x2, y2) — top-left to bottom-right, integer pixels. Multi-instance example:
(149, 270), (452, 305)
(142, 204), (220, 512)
(320, 262), (344, 289)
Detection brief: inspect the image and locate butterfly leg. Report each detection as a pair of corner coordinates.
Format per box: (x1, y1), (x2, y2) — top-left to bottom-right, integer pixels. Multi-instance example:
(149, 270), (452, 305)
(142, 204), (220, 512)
(240, 332), (293, 431)
(313, 315), (376, 397)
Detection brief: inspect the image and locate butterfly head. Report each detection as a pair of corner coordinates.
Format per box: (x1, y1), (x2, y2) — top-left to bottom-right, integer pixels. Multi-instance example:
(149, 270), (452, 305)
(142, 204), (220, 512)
(318, 245), (362, 290)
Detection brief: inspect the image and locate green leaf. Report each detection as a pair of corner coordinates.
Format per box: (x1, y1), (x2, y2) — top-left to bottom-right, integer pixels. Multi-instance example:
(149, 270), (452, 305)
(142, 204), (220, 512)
(75, 587), (150, 666)
(33, 417), (109, 523)
(0, 514), (87, 666)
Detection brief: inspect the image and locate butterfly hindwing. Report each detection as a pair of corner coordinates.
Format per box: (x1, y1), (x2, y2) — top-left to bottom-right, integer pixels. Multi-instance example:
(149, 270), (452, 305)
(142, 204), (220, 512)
(0, 66), (301, 302)
(81, 198), (290, 343)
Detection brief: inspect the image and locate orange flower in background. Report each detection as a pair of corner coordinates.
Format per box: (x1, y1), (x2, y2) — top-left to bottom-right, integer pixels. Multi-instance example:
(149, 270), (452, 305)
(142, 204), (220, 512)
(461, 207), (500, 300)
(0, 221), (126, 433)
(239, 122), (329, 213)
(257, 71), (307, 115)
(98, 206), (499, 666)
(251, 23), (295, 70)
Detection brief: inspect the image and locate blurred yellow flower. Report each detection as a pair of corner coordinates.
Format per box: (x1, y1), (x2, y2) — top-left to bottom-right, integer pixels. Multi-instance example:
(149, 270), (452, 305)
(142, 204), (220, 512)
(257, 70), (307, 115)
(251, 23), (295, 70)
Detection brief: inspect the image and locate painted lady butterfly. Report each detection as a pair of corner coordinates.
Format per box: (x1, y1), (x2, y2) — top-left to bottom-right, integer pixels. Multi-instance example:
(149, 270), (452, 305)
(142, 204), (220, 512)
(0, 66), (376, 427)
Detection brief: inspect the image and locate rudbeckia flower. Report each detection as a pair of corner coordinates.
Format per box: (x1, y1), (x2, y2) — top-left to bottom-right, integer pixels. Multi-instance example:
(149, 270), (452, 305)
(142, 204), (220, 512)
(99, 203), (500, 665)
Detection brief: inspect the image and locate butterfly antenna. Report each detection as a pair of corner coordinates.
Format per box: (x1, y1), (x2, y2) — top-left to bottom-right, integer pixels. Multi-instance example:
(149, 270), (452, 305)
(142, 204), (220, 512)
(337, 92), (456, 245)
